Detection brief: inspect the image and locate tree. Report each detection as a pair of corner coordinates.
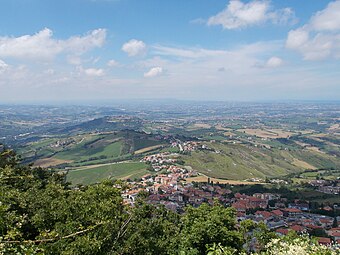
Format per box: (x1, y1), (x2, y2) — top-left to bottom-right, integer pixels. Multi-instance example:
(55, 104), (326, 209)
(178, 203), (243, 255)
(0, 149), (126, 254)
(115, 203), (180, 255)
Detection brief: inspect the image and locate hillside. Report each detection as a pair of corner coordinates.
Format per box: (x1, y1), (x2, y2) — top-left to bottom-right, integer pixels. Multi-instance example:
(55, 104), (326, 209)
(66, 162), (149, 185)
(181, 141), (340, 180)
(18, 130), (167, 168)
(16, 129), (340, 184)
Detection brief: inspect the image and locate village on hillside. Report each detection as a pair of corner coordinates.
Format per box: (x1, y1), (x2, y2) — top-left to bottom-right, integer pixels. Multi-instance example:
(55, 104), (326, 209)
(121, 148), (340, 247)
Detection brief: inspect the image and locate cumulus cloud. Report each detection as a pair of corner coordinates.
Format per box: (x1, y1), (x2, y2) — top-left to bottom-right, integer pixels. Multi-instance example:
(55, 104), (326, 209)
(265, 56), (283, 68)
(122, 39), (146, 56)
(0, 28), (106, 60)
(107, 59), (119, 67)
(144, 67), (163, 78)
(310, 1), (340, 31)
(207, 0), (295, 29)
(84, 68), (104, 76)
(67, 55), (83, 65)
(286, 0), (340, 60)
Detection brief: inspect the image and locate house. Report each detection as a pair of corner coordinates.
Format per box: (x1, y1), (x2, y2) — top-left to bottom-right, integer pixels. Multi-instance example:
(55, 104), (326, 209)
(318, 186), (340, 195)
(318, 218), (334, 229)
(327, 228), (340, 241)
(276, 228), (289, 236)
(288, 203), (309, 211)
(248, 197), (268, 209)
(255, 210), (273, 220)
(271, 209), (283, 217)
(267, 220), (286, 230)
(317, 237), (332, 246)
(232, 202), (247, 213)
(274, 202), (286, 209)
(282, 208), (302, 217)
(141, 174), (152, 181)
(290, 224), (305, 233)
(253, 193), (280, 200)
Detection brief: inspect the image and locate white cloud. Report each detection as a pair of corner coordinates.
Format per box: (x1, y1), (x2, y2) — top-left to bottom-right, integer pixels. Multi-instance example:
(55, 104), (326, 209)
(64, 29), (106, 54)
(0, 28), (106, 60)
(286, 0), (340, 60)
(107, 59), (119, 67)
(310, 1), (340, 31)
(153, 45), (226, 59)
(152, 41), (280, 60)
(144, 67), (163, 78)
(122, 39), (146, 56)
(67, 55), (83, 65)
(146, 42), (279, 83)
(286, 27), (309, 49)
(84, 68), (104, 76)
(44, 69), (55, 75)
(0, 59), (8, 70)
(265, 56), (283, 68)
(1, 40), (338, 101)
(207, 0), (295, 29)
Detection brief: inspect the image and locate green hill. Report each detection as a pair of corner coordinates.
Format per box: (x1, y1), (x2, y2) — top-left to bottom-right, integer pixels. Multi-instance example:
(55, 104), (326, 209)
(19, 130), (166, 168)
(181, 142), (340, 180)
(67, 162), (149, 185)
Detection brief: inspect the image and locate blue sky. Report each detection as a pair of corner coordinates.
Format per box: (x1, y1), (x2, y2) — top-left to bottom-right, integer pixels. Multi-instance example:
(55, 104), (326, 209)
(0, 0), (339, 102)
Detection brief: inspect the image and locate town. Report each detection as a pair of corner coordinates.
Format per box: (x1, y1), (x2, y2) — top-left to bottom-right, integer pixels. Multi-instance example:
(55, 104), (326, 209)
(121, 150), (340, 247)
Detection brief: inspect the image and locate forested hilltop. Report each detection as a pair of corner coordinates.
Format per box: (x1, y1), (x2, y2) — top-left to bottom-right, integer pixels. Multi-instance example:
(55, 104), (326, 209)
(0, 147), (338, 255)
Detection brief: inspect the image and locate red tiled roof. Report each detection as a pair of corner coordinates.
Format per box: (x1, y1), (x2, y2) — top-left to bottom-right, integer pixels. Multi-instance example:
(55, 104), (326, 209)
(255, 210), (272, 218)
(319, 218), (332, 223)
(249, 197), (266, 202)
(276, 228), (289, 235)
(232, 202), (247, 209)
(318, 237), (332, 245)
(237, 212), (245, 217)
(305, 224), (323, 229)
(301, 219), (313, 223)
(271, 209), (283, 216)
(282, 208), (302, 213)
(290, 225), (305, 232)
(330, 232), (340, 237)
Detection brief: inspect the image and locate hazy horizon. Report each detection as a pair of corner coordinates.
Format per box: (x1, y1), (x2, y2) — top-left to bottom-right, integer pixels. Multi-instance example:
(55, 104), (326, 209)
(1, 98), (340, 107)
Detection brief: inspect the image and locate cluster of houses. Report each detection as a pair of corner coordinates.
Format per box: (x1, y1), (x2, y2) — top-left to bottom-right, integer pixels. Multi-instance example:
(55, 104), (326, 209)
(127, 144), (340, 247)
(170, 140), (220, 153)
(309, 179), (340, 195)
(50, 138), (75, 148)
(122, 181), (340, 246)
(140, 152), (179, 171)
(171, 141), (200, 152)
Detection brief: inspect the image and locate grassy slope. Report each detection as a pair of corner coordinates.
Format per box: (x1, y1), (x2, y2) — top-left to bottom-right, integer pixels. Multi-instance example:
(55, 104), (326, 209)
(55, 141), (123, 161)
(182, 142), (340, 180)
(67, 162), (148, 185)
(133, 138), (163, 151)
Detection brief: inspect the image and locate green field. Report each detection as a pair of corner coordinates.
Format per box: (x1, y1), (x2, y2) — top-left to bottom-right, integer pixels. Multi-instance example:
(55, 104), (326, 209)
(67, 162), (149, 185)
(133, 138), (162, 151)
(181, 142), (340, 180)
(19, 130), (167, 167)
(55, 140), (123, 162)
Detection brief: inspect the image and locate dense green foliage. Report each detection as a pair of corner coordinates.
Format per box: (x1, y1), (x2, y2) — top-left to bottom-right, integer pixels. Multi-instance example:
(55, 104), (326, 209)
(0, 148), (338, 254)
